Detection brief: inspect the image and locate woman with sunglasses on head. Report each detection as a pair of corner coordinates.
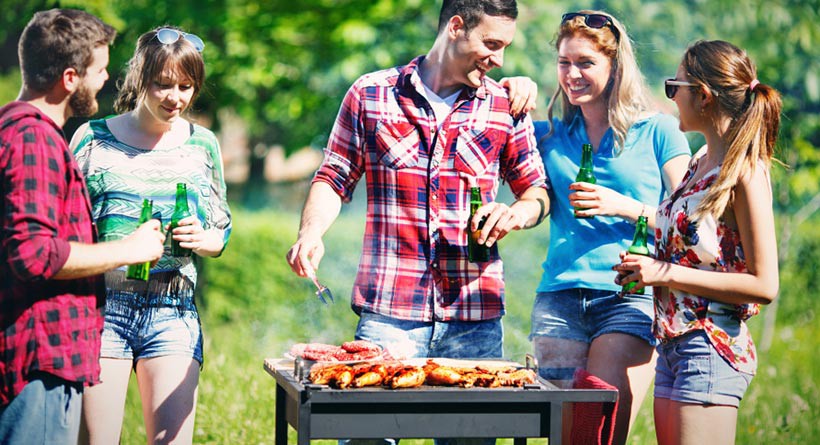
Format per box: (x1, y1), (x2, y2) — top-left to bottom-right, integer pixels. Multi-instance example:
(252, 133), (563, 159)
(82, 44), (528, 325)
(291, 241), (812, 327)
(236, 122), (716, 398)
(69, 26), (230, 445)
(504, 10), (691, 444)
(616, 40), (781, 445)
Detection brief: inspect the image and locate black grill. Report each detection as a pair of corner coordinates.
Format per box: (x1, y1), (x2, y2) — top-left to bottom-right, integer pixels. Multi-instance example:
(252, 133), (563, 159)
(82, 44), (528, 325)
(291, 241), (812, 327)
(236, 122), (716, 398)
(264, 358), (617, 444)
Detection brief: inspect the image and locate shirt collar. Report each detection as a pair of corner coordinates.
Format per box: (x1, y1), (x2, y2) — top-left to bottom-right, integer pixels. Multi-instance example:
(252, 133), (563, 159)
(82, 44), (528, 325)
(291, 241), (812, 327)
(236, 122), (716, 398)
(397, 55), (486, 102)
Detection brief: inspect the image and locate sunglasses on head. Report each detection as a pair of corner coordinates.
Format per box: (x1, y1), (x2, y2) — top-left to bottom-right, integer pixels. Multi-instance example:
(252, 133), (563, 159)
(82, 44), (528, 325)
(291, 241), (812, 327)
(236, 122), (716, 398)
(155, 28), (204, 52)
(561, 12), (620, 42)
(664, 79), (699, 99)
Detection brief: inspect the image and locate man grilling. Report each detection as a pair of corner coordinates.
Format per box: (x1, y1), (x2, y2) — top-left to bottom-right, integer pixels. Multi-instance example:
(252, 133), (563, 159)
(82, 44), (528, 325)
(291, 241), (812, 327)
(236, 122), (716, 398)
(286, 1), (546, 442)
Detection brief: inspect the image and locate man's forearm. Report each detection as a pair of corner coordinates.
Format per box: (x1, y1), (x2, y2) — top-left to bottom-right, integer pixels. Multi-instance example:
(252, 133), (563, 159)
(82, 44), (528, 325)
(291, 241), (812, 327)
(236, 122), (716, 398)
(52, 241), (130, 280)
(511, 186), (549, 229)
(298, 181), (343, 239)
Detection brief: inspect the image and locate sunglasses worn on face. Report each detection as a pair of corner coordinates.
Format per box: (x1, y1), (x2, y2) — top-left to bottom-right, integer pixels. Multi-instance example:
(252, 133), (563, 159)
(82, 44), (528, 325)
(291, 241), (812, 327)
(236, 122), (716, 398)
(664, 79), (699, 99)
(155, 28), (204, 52)
(561, 12), (621, 42)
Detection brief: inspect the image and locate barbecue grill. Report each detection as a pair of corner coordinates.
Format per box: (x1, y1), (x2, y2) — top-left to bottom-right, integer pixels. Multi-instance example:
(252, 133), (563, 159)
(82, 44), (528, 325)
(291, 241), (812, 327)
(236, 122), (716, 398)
(264, 358), (617, 444)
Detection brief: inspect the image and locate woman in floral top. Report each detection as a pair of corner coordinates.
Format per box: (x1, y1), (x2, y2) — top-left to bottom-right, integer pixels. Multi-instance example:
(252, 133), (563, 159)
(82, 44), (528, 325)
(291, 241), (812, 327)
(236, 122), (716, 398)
(614, 40), (781, 445)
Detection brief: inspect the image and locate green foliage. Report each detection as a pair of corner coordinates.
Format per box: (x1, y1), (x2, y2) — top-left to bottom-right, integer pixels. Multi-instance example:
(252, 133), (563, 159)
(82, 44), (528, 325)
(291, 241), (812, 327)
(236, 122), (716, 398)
(0, 69), (21, 104)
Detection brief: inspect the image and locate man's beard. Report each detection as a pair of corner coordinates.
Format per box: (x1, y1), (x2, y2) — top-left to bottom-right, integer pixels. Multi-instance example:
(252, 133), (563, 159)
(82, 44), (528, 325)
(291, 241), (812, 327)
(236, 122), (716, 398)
(68, 82), (99, 118)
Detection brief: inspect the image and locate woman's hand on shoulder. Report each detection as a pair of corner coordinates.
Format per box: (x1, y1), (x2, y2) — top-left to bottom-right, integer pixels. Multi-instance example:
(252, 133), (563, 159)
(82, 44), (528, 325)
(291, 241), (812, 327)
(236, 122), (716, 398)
(499, 76), (538, 118)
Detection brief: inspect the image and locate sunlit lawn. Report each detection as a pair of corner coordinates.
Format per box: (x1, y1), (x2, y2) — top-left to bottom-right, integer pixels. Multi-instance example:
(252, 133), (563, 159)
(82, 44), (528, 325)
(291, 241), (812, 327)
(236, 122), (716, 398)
(114, 209), (818, 444)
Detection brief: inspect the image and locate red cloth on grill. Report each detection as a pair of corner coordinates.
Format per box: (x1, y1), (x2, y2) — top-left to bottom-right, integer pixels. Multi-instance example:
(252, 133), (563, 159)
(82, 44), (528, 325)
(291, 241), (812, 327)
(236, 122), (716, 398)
(571, 368), (619, 445)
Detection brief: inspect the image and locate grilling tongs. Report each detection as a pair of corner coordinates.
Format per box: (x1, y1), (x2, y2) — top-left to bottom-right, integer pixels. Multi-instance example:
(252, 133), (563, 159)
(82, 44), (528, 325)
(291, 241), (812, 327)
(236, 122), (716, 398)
(304, 263), (334, 304)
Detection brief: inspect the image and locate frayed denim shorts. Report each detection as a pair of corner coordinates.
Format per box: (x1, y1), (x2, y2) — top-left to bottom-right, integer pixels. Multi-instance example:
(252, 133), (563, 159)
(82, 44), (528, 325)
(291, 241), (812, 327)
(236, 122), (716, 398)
(100, 290), (203, 365)
(530, 288), (656, 346)
(654, 330), (752, 407)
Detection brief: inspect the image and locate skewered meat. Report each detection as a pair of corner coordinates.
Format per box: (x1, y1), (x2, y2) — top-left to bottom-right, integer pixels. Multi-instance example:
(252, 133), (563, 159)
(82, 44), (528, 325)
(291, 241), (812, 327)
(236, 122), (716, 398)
(384, 365), (426, 389)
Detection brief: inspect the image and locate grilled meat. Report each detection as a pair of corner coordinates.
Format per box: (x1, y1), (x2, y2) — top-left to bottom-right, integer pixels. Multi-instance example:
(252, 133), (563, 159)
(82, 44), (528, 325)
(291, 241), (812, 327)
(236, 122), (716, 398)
(497, 368), (537, 387)
(309, 363), (354, 388)
(351, 363), (388, 388)
(385, 365), (426, 389)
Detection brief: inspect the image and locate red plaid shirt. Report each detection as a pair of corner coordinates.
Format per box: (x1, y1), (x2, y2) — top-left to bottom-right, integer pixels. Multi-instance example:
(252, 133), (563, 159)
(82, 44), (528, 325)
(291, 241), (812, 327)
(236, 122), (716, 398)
(315, 56), (546, 322)
(0, 102), (103, 406)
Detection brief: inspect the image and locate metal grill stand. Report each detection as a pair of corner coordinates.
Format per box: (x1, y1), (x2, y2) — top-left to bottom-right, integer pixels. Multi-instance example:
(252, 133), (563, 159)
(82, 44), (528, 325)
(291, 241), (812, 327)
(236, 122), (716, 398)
(264, 358), (617, 445)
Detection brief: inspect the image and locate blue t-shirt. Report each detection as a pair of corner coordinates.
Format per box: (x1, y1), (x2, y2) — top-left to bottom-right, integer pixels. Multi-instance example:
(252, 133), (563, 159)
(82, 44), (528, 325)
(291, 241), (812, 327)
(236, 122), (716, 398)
(536, 113), (691, 293)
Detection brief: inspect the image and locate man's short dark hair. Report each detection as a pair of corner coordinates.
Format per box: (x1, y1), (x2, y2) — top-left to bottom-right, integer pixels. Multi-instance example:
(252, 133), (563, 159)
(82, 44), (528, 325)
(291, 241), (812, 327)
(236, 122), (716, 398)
(437, 0), (518, 33)
(18, 9), (116, 92)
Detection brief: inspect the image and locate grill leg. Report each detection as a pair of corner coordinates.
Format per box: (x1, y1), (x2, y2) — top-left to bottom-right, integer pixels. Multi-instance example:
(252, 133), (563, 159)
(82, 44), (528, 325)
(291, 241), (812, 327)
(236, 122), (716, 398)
(275, 383), (288, 445)
(297, 397), (311, 445)
(549, 402), (563, 445)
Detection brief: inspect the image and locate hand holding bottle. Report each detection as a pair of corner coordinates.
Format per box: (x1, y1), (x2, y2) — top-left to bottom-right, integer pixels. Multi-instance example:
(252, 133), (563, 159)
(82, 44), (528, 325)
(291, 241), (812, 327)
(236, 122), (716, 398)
(167, 215), (205, 254)
(123, 219), (166, 267)
(569, 182), (642, 219)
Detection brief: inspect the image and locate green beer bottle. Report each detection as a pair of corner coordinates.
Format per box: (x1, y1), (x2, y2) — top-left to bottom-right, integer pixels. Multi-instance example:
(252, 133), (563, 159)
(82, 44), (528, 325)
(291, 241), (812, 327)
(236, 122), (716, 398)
(574, 143), (596, 218)
(126, 199), (153, 281)
(170, 183), (192, 257)
(468, 186), (490, 263)
(622, 215), (650, 295)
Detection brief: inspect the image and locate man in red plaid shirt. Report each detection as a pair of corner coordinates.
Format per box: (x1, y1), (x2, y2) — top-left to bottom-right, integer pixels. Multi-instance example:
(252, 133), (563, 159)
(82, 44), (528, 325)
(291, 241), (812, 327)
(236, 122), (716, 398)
(287, 0), (546, 397)
(0, 9), (165, 444)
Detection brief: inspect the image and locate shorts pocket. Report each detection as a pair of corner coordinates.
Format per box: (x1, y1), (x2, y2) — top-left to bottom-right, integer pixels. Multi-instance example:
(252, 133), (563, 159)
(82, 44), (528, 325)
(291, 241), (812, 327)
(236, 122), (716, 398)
(374, 121), (419, 170)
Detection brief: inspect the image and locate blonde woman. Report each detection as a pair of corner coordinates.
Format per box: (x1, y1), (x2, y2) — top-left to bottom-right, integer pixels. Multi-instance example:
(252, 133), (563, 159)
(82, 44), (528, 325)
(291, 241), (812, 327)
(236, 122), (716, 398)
(504, 10), (692, 444)
(616, 40), (781, 445)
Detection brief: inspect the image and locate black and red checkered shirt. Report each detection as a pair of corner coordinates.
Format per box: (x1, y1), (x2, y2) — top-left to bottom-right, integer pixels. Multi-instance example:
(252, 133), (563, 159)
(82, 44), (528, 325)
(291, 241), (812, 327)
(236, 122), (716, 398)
(0, 102), (103, 406)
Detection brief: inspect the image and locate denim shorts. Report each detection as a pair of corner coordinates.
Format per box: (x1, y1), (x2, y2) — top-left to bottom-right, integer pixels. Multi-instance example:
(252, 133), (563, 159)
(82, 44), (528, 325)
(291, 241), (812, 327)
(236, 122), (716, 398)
(530, 288), (656, 346)
(654, 330), (752, 407)
(355, 311), (503, 359)
(100, 290), (203, 365)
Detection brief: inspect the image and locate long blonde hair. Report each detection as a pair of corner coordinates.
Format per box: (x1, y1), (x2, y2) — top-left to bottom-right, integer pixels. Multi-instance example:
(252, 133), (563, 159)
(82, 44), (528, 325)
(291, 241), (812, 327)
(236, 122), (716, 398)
(544, 10), (653, 153)
(681, 40), (782, 220)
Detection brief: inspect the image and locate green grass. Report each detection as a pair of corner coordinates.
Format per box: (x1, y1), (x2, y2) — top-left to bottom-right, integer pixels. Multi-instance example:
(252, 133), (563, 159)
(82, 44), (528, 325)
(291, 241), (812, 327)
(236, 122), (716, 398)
(114, 208), (819, 444)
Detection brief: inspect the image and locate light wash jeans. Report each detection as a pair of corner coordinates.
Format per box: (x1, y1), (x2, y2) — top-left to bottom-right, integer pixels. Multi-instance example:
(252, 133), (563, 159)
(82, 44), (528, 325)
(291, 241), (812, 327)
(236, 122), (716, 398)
(0, 372), (83, 445)
(340, 311), (502, 445)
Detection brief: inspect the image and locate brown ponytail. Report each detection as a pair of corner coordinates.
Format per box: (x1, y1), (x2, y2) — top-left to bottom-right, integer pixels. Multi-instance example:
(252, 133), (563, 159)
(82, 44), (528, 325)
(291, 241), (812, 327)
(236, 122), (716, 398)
(680, 40), (782, 220)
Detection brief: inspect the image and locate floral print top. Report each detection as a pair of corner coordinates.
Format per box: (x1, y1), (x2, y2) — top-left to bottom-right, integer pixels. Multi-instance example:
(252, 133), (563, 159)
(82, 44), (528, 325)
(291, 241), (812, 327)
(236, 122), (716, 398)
(653, 154), (762, 375)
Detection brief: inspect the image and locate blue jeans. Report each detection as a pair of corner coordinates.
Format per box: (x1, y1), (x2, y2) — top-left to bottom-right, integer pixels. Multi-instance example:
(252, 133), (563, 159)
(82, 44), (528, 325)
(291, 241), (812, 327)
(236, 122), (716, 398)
(355, 311), (503, 359)
(0, 372), (83, 444)
(655, 330), (752, 407)
(341, 312), (501, 445)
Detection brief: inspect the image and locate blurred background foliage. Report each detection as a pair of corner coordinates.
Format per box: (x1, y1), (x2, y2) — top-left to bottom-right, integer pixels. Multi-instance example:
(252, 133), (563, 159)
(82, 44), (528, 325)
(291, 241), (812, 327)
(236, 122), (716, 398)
(2, 0), (818, 190)
(2, 1), (819, 443)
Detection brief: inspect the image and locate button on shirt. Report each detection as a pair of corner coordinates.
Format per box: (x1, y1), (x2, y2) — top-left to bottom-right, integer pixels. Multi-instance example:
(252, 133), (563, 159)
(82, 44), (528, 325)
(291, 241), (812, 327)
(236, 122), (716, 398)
(314, 56), (546, 322)
(0, 102), (103, 406)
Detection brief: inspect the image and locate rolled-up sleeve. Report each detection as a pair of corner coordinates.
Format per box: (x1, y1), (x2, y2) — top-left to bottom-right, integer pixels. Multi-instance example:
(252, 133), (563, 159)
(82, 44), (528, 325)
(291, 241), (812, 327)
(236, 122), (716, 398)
(501, 114), (547, 198)
(313, 81), (366, 202)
